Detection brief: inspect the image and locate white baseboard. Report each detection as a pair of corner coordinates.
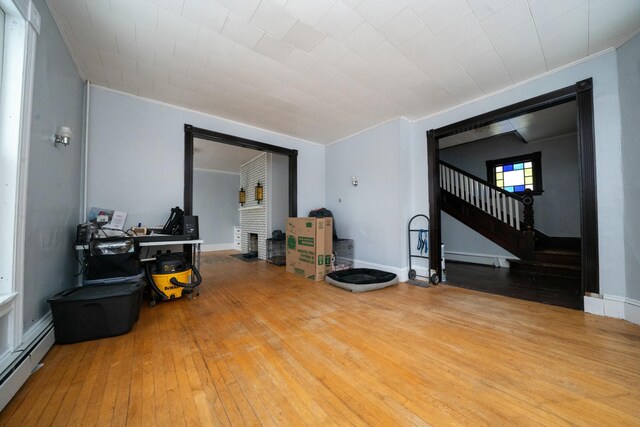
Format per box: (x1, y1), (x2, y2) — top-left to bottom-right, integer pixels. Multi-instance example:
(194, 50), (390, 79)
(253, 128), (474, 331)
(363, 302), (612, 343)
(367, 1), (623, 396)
(584, 294), (640, 325)
(201, 243), (234, 252)
(445, 251), (510, 267)
(0, 321), (55, 411)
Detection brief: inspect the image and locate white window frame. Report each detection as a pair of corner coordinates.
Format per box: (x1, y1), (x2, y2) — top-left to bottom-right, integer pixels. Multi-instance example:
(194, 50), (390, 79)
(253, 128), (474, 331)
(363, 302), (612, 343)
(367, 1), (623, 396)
(0, 0), (39, 373)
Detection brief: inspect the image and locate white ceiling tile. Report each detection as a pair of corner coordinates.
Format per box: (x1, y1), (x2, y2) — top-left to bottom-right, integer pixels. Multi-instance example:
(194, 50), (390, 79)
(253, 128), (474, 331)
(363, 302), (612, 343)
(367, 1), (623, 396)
(222, 12), (265, 48)
(281, 48), (319, 73)
(505, 52), (547, 82)
(106, 81), (140, 96)
(405, 0), (439, 15)
(255, 34), (295, 61)
(49, 0), (90, 23)
(182, 0), (229, 32)
(206, 56), (241, 78)
(435, 13), (484, 51)
(136, 24), (176, 57)
(528, 0), (586, 25)
(157, 8), (200, 44)
(196, 27), (235, 57)
(149, 81), (184, 102)
(111, 0), (159, 29)
(86, 2), (136, 41)
(85, 60), (124, 84)
(66, 39), (102, 64)
(350, 66), (387, 87)
(306, 62), (339, 83)
(117, 38), (156, 63)
(491, 20), (542, 64)
(534, 3), (587, 43)
(250, 0), (298, 39)
(150, 0), (185, 16)
(282, 20), (326, 52)
(99, 50), (138, 74)
(284, 0), (336, 26)
(214, 0), (261, 21)
(395, 68), (431, 88)
(379, 6), (425, 46)
(309, 37), (350, 63)
(173, 40), (212, 68)
(356, 0), (408, 29)
(341, 0), (363, 8)
(170, 72), (203, 92)
(541, 24), (588, 69)
(589, 12), (640, 54)
(419, 0), (473, 35)
(460, 49), (504, 75)
(397, 29), (453, 68)
(155, 51), (190, 76)
(316, 1), (363, 40)
(466, 0), (516, 21)
(362, 41), (403, 69)
(332, 52), (369, 75)
(449, 34), (494, 63)
(479, 0), (531, 39)
(342, 22), (386, 56)
(383, 55), (419, 81)
(447, 79), (485, 102)
(122, 70), (155, 91)
(138, 62), (171, 84)
(187, 64), (219, 83)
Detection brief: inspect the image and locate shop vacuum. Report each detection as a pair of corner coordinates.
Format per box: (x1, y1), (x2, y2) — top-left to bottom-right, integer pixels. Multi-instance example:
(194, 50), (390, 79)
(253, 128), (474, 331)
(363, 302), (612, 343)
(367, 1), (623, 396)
(146, 252), (202, 306)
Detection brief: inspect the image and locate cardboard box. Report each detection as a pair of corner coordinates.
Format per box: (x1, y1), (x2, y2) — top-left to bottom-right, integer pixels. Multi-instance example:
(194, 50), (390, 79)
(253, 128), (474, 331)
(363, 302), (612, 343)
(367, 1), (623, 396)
(286, 217), (333, 281)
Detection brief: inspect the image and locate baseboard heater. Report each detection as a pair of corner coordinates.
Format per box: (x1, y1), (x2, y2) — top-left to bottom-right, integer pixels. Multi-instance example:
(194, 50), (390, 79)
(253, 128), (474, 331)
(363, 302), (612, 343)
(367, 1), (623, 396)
(0, 318), (55, 411)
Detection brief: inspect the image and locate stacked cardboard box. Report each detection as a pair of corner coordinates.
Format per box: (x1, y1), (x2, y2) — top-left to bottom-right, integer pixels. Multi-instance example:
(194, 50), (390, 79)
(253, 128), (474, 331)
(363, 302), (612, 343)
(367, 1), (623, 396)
(286, 217), (333, 281)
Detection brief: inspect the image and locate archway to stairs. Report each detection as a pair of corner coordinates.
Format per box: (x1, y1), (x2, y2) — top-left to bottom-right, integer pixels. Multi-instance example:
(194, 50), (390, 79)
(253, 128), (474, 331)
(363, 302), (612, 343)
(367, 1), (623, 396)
(427, 80), (597, 310)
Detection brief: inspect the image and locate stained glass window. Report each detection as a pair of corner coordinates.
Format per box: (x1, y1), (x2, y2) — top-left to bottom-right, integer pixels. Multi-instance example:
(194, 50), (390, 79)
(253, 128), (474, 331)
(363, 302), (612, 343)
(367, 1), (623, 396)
(486, 153), (542, 194)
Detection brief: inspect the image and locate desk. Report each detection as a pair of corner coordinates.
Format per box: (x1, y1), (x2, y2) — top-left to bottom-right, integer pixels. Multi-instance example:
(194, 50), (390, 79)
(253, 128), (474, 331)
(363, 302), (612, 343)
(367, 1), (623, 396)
(76, 238), (204, 270)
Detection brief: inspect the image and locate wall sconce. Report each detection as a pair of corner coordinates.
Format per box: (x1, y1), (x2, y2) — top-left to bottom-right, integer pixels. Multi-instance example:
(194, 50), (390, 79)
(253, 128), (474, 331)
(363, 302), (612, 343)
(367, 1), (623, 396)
(351, 176), (358, 187)
(255, 181), (263, 204)
(54, 126), (73, 147)
(238, 187), (246, 206)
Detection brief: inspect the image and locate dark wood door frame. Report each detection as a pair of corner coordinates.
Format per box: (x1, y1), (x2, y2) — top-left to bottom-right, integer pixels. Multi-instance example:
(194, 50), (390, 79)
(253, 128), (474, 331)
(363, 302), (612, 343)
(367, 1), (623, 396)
(427, 78), (598, 297)
(184, 124), (298, 217)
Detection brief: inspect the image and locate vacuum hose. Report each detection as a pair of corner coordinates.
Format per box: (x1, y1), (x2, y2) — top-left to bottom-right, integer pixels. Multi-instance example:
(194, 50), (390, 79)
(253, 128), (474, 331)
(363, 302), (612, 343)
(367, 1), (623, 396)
(169, 263), (202, 288)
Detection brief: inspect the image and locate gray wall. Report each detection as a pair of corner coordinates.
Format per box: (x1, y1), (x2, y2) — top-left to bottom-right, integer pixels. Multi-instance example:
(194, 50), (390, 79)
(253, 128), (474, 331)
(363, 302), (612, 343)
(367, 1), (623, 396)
(325, 118), (412, 271)
(618, 33), (640, 301)
(87, 87), (325, 229)
(23, 0), (84, 330)
(193, 169), (239, 246)
(440, 132), (580, 239)
(268, 153), (288, 234)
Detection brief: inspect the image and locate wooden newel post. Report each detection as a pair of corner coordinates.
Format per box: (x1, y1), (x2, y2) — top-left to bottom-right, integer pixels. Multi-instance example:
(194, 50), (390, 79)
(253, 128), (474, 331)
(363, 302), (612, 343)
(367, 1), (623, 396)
(522, 188), (534, 231)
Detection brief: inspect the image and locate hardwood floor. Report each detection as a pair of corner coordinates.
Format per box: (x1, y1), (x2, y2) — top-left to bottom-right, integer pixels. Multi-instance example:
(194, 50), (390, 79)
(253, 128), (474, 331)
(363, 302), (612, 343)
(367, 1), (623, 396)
(444, 261), (583, 310)
(2, 251), (639, 426)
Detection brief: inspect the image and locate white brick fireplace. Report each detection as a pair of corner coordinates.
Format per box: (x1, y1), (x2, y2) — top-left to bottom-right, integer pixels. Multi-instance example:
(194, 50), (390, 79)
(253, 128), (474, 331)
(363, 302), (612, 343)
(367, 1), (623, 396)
(240, 153), (267, 259)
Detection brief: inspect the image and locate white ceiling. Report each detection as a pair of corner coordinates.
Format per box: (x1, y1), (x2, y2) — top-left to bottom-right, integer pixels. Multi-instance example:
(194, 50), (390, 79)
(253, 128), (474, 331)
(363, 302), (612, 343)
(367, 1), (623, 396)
(47, 0), (640, 144)
(439, 100), (576, 148)
(193, 137), (261, 172)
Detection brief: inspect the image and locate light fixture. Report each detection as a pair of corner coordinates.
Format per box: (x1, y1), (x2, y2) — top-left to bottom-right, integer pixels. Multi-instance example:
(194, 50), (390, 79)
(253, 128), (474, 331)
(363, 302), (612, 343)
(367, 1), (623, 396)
(255, 181), (263, 204)
(351, 176), (358, 187)
(239, 187), (246, 206)
(54, 126), (73, 147)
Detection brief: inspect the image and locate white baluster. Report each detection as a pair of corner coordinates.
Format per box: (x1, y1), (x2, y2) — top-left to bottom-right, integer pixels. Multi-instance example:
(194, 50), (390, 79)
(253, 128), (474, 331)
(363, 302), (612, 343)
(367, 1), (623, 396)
(464, 176), (469, 202)
(515, 201), (520, 231)
(502, 193), (507, 223)
(508, 196), (514, 227)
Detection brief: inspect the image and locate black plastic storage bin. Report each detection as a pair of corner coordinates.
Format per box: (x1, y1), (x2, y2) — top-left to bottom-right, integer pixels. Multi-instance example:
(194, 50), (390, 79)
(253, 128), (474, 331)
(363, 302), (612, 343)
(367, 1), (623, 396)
(48, 282), (143, 344)
(266, 238), (285, 265)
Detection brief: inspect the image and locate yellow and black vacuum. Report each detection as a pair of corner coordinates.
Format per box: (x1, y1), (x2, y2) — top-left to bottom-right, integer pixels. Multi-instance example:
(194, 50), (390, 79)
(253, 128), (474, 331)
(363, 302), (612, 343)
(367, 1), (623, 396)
(146, 252), (202, 306)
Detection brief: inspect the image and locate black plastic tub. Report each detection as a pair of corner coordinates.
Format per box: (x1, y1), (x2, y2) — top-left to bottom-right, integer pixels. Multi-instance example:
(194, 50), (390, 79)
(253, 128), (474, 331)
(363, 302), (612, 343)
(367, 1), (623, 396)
(48, 282), (143, 344)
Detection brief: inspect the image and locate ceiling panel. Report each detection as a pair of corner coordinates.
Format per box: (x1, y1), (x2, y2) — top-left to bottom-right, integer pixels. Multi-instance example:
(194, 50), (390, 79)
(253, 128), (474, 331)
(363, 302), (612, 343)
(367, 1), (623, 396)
(47, 0), (640, 144)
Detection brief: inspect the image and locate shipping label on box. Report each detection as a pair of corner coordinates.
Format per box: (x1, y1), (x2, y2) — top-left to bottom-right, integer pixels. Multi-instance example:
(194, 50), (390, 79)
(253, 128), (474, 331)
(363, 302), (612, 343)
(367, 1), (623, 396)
(286, 217), (333, 281)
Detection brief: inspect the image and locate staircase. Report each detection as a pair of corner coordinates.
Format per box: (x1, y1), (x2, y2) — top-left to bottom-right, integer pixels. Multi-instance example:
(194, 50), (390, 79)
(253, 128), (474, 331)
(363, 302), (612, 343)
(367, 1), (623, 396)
(440, 161), (581, 278)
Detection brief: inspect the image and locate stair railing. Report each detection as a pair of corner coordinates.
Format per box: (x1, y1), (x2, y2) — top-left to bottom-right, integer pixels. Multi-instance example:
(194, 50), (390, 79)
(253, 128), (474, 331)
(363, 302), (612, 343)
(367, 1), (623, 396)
(440, 161), (533, 231)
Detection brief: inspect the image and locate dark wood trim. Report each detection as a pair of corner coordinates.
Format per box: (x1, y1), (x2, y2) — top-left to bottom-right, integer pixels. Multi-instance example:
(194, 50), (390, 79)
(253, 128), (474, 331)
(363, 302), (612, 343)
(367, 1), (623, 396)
(428, 78), (599, 299)
(576, 78), (598, 294)
(435, 86), (577, 139)
(184, 129), (194, 216)
(427, 130), (441, 279)
(184, 124), (298, 218)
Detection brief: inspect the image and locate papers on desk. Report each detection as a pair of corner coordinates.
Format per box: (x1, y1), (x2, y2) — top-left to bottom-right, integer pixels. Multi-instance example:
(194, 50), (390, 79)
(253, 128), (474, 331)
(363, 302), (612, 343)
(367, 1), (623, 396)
(87, 207), (127, 230)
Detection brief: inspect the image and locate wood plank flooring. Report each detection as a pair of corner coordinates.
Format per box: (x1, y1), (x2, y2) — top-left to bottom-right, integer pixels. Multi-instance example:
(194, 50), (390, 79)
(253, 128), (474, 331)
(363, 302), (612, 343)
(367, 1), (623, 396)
(1, 250), (639, 426)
